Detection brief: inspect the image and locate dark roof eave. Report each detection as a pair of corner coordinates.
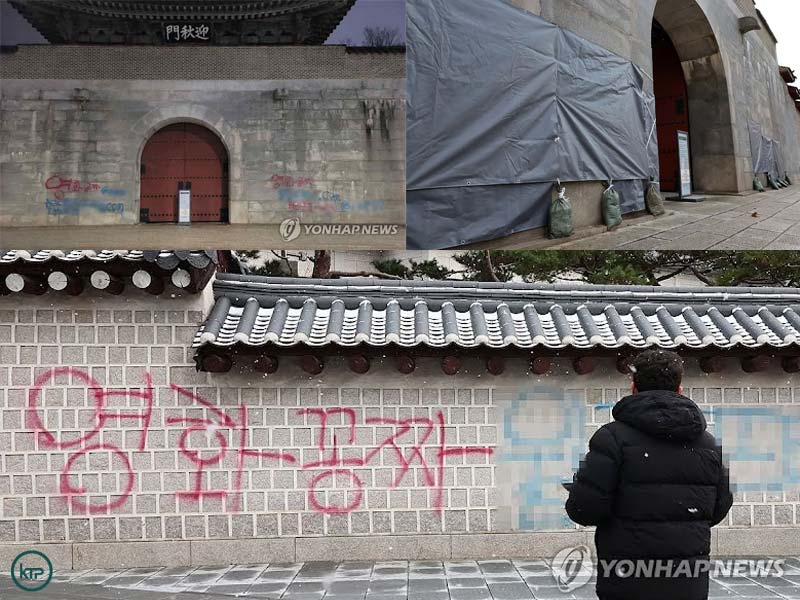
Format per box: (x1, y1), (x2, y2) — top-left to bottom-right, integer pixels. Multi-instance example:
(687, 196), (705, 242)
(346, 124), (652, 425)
(194, 340), (800, 357)
(192, 340), (800, 375)
(0, 250), (220, 295)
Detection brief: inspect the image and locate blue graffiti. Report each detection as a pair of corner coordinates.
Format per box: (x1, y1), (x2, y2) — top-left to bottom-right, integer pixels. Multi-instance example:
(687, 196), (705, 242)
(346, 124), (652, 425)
(101, 187), (127, 197)
(45, 198), (125, 216)
(275, 187), (386, 214)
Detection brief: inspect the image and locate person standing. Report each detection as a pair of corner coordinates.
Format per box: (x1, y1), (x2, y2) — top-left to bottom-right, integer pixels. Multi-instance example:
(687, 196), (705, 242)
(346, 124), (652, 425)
(566, 349), (733, 600)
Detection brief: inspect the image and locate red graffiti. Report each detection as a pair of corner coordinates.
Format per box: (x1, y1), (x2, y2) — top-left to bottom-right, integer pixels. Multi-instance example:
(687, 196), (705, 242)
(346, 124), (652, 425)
(308, 469), (364, 514)
(300, 408), (494, 514)
(45, 175), (101, 200)
(27, 368), (494, 516)
(60, 444), (135, 513)
(270, 174), (314, 189)
(28, 367), (153, 514)
(168, 384), (296, 511)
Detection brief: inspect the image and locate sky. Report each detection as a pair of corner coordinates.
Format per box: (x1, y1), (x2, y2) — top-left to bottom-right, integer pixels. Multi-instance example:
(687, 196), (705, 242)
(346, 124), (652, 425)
(0, 0), (45, 45)
(0, 0), (405, 46)
(327, 0), (405, 45)
(757, 0), (800, 69)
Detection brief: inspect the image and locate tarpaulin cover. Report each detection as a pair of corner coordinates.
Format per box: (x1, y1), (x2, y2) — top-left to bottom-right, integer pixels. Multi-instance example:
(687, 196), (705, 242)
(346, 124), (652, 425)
(407, 0), (658, 249)
(748, 120), (782, 179)
(615, 180), (647, 215)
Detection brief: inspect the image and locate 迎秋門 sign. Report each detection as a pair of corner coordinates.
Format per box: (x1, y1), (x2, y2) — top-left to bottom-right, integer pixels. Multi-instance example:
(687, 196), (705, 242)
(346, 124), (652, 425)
(164, 24), (212, 43)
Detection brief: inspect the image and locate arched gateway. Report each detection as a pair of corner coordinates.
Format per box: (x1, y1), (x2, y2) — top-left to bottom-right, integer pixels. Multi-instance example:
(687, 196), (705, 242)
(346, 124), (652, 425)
(651, 0), (738, 193)
(139, 123), (229, 223)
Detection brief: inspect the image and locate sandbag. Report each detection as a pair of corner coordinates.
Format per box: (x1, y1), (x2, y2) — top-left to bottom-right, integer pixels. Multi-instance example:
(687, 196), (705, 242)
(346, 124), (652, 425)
(753, 177), (765, 192)
(645, 180), (666, 217)
(549, 186), (574, 239)
(786, 173), (793, 186)
(602, 182), (623, 230)
(767, 173), (782, 190)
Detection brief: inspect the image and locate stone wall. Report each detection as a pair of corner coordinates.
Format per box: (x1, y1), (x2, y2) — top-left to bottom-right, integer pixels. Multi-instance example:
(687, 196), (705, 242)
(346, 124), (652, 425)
(1, 290), (799, 567)
(0, 47), (405, 228)
(0, 46), (405, 80)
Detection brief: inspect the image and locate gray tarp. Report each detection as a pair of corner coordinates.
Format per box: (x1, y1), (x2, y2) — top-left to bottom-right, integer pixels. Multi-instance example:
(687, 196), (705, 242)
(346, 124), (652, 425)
(407, 0), (657, 249)
(615, 180), (647, 214)
(748, 120), (782, 179)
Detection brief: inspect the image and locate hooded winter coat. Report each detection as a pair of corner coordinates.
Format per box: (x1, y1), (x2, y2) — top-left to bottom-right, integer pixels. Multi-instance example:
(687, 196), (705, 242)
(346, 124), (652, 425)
(566, 389), (733, 600)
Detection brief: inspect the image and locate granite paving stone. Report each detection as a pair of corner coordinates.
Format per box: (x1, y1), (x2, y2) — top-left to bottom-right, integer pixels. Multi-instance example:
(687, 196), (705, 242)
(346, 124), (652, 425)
(2, 559), (799, 599)
(552, 187), (800, 251)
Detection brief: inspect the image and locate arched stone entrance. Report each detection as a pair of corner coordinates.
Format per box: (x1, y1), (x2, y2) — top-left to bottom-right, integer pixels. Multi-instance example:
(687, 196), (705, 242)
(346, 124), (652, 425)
(139, 123), (230, 223)
(653, 21), (690, 193)
(651, 0), (738, 193)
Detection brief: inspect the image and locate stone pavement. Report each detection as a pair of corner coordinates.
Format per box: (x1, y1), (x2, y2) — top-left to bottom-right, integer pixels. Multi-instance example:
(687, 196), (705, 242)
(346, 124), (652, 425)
(2, 559), (800, 599)
(555, 186), (800, 250)
(475, 186), (800, 250)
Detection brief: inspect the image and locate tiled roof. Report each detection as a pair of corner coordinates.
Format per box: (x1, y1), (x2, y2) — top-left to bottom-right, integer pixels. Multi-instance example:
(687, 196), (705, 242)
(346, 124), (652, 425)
(194, 275), (800, 351)
(10, 0), (356, 45)
(0, 250), (218, 269)
(1, 250), (220, 295)
(11, 0), (354, 21)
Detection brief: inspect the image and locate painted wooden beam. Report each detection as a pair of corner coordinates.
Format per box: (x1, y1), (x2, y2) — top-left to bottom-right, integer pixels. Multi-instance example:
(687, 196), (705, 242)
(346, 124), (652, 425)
(300, 355), (324, 375)
(442, 355), (461, 376)
(90, 270), (124, 295)
(349, 354), (371, 374)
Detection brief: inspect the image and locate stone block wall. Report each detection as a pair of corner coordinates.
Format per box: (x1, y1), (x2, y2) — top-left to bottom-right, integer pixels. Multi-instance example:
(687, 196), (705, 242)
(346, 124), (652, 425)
(0, 293), (496, 546)
(1, 291), (799, 564)
(0, 47), (405, 228)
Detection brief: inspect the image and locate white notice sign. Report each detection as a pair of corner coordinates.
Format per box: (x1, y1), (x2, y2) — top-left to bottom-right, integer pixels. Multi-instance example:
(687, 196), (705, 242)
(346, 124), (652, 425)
(677, 131), (692, 198)
(178, 189), (191, 224)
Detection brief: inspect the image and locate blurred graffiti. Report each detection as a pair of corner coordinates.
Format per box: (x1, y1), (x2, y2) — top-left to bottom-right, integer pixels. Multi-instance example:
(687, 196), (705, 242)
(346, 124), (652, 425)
(44, 175), (126, 199)
(270, 174), (386, 214)
(713, 406), (800, 492)
(496, 387), (586, 530)
(45, 199), (125, 215)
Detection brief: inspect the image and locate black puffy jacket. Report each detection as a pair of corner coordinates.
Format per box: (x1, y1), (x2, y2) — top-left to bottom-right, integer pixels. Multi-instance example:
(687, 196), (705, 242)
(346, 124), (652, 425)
(566, 389), (733, 600)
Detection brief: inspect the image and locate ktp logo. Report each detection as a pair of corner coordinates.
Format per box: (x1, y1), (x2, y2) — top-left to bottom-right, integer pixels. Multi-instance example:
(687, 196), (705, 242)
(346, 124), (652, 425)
(279, 217), (302, 242)
(550, 545), (593, 592)
(11, 550), (53, 592)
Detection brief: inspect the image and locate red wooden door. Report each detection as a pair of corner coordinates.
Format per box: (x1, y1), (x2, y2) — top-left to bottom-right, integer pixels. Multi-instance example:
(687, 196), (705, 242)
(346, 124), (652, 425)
(140, 123), (229, 222)
(653, 24), (690, 193)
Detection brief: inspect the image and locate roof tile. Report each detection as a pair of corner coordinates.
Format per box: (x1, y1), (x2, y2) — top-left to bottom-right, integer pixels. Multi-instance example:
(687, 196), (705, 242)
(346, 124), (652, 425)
(195, 275), (800, 352)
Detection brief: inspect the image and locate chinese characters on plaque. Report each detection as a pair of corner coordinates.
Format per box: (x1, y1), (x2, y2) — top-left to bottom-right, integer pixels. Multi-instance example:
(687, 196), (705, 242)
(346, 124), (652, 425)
(164, 24), (212, 43)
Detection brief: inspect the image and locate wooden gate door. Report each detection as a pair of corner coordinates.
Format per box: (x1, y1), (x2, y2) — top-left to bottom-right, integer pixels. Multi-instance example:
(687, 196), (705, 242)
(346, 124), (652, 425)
(140, 123), (229, 223)
(653, 24), (690, 193)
